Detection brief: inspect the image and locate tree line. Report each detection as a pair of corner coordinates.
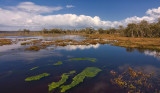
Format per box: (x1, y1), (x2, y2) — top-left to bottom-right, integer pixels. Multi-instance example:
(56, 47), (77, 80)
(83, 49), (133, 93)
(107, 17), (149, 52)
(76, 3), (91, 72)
(21, 20), (160, 38)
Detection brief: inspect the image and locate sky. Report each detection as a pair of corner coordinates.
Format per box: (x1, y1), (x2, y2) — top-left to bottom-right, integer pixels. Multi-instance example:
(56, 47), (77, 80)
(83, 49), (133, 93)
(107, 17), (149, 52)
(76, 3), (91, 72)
(0, 0), (160, 31)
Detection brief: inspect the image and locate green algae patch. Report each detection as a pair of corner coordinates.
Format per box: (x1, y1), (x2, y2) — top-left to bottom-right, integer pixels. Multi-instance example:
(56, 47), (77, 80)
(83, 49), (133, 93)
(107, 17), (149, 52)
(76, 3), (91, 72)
(68, 58), (97, 62)
(30, 66), (39, 70)
(53, 61), (63, 65)
(60, 67), (101, 92)
(25, 73), (50, 81)
(48, 71), (76, 92)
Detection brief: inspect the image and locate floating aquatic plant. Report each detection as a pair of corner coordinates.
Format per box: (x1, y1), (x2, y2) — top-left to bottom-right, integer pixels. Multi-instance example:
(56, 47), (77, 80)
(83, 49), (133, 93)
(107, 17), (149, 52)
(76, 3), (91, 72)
(48, 71), (76, 92)
(68, 58), (97, 62)
(30, 67), (39, 70)
(25, 73), (50, 81)
(60, 67), (101, 92)
(53, 61), (63, 65)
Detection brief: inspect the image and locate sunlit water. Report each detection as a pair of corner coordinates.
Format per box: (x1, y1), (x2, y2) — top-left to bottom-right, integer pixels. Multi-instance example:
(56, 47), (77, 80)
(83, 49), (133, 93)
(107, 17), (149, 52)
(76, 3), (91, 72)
(0, 35), (160, 93)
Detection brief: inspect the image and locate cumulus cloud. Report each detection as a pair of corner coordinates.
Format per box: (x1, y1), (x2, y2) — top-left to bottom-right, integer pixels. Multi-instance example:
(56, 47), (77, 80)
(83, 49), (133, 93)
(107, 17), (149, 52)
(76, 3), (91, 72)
(146, 7), (160, 16)
(0, 2), (160, 31)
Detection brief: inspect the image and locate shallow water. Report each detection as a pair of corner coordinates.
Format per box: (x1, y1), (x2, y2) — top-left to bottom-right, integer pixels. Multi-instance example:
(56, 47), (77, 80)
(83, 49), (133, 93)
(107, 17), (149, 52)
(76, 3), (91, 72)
(0, 35), (160, 93)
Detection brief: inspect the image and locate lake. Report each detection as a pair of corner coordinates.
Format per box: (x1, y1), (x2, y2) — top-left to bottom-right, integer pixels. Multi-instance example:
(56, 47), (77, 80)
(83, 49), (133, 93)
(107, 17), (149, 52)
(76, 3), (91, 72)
(0, 35), (160, 93)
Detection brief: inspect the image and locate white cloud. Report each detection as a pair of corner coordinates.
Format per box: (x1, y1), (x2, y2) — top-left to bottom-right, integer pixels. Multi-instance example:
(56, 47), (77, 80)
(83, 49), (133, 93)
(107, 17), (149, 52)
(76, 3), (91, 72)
(66, 5), (75, 8)
(146, 7), (160, 16)
(0, 2), (160, 31)
(8, 2), (63, 14)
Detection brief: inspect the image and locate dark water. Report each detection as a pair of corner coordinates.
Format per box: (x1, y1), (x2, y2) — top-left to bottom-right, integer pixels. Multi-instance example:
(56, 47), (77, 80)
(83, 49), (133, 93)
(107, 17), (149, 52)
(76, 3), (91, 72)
(0, 35), (160, 93)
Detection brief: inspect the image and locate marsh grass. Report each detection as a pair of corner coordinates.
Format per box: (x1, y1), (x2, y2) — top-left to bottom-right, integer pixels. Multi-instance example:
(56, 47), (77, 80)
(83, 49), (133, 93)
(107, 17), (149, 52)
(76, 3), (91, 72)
(25, 73), (50, 81)
(89, 34), (160, 51)
(40, 39), (109, 47)
(68, 58), (97, 62)
(25, 46), (46, 51)
(0, 39), (12, 46)
(1, 32), (160, 51)
(21, 40), (42, 45)
(21, 42), (31, 45)
(60, 67), (101, 92)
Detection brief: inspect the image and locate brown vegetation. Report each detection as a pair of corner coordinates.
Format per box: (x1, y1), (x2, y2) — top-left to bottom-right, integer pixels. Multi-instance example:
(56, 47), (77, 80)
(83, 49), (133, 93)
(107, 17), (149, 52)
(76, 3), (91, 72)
(0, 39), (12, 46)
(110, 67), (156, 93)
(88, 34), (160, 51)
(25, 46), (46, 51)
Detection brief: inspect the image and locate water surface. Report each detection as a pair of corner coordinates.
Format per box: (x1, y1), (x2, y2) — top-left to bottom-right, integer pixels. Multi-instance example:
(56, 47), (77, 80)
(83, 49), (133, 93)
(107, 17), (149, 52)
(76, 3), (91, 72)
(0, 35), (160, 93)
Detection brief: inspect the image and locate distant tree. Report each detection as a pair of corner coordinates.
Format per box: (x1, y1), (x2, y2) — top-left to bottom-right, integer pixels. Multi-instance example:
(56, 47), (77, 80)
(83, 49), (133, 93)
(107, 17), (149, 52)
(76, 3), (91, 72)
(98, 28), (104, 34)
(23, 29), (30, 34)
(50, 29), (62, 33)
(85, 27), (95, 34)
(42, 28), (48, 33)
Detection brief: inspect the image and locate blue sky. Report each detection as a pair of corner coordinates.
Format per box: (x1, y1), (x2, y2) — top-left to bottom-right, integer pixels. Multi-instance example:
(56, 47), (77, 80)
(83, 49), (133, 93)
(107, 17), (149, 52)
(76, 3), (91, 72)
(0, 0), (160, 30)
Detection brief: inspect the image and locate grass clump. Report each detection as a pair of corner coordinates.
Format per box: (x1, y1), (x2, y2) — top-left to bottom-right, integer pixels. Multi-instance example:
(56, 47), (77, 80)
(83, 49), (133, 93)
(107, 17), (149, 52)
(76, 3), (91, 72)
(21, 42), (31, 45)
(68, 58), (97, 62)
(48, 71), (76, 92)
(53, 61), (63, 65)
(25, 73), (50, 81)
(30, 66), (39, 70)
(25, 46), (46, 51)
(60, 67), (101, 92)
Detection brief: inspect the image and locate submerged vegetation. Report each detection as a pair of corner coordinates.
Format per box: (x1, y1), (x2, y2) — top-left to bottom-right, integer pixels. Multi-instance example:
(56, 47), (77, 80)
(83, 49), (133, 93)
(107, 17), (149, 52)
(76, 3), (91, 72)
(49, 73), (70, 92)
(53, 61), (63, 65)
(60, 67), (101, 92)
(25, 73), (50, 81)
(30, 67), (39, 70)
(48, 71), (76, 92)
(68, 58), (97, 62)
(48, 67), (101, 92)
(110, 67), (157, 93)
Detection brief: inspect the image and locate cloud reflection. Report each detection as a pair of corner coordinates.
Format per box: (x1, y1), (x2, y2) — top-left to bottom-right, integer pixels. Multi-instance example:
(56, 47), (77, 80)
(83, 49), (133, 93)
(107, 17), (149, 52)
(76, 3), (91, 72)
(55, 44), (100, 51)
(144, 50), (160, 60)
(0, 50), (62, 62)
